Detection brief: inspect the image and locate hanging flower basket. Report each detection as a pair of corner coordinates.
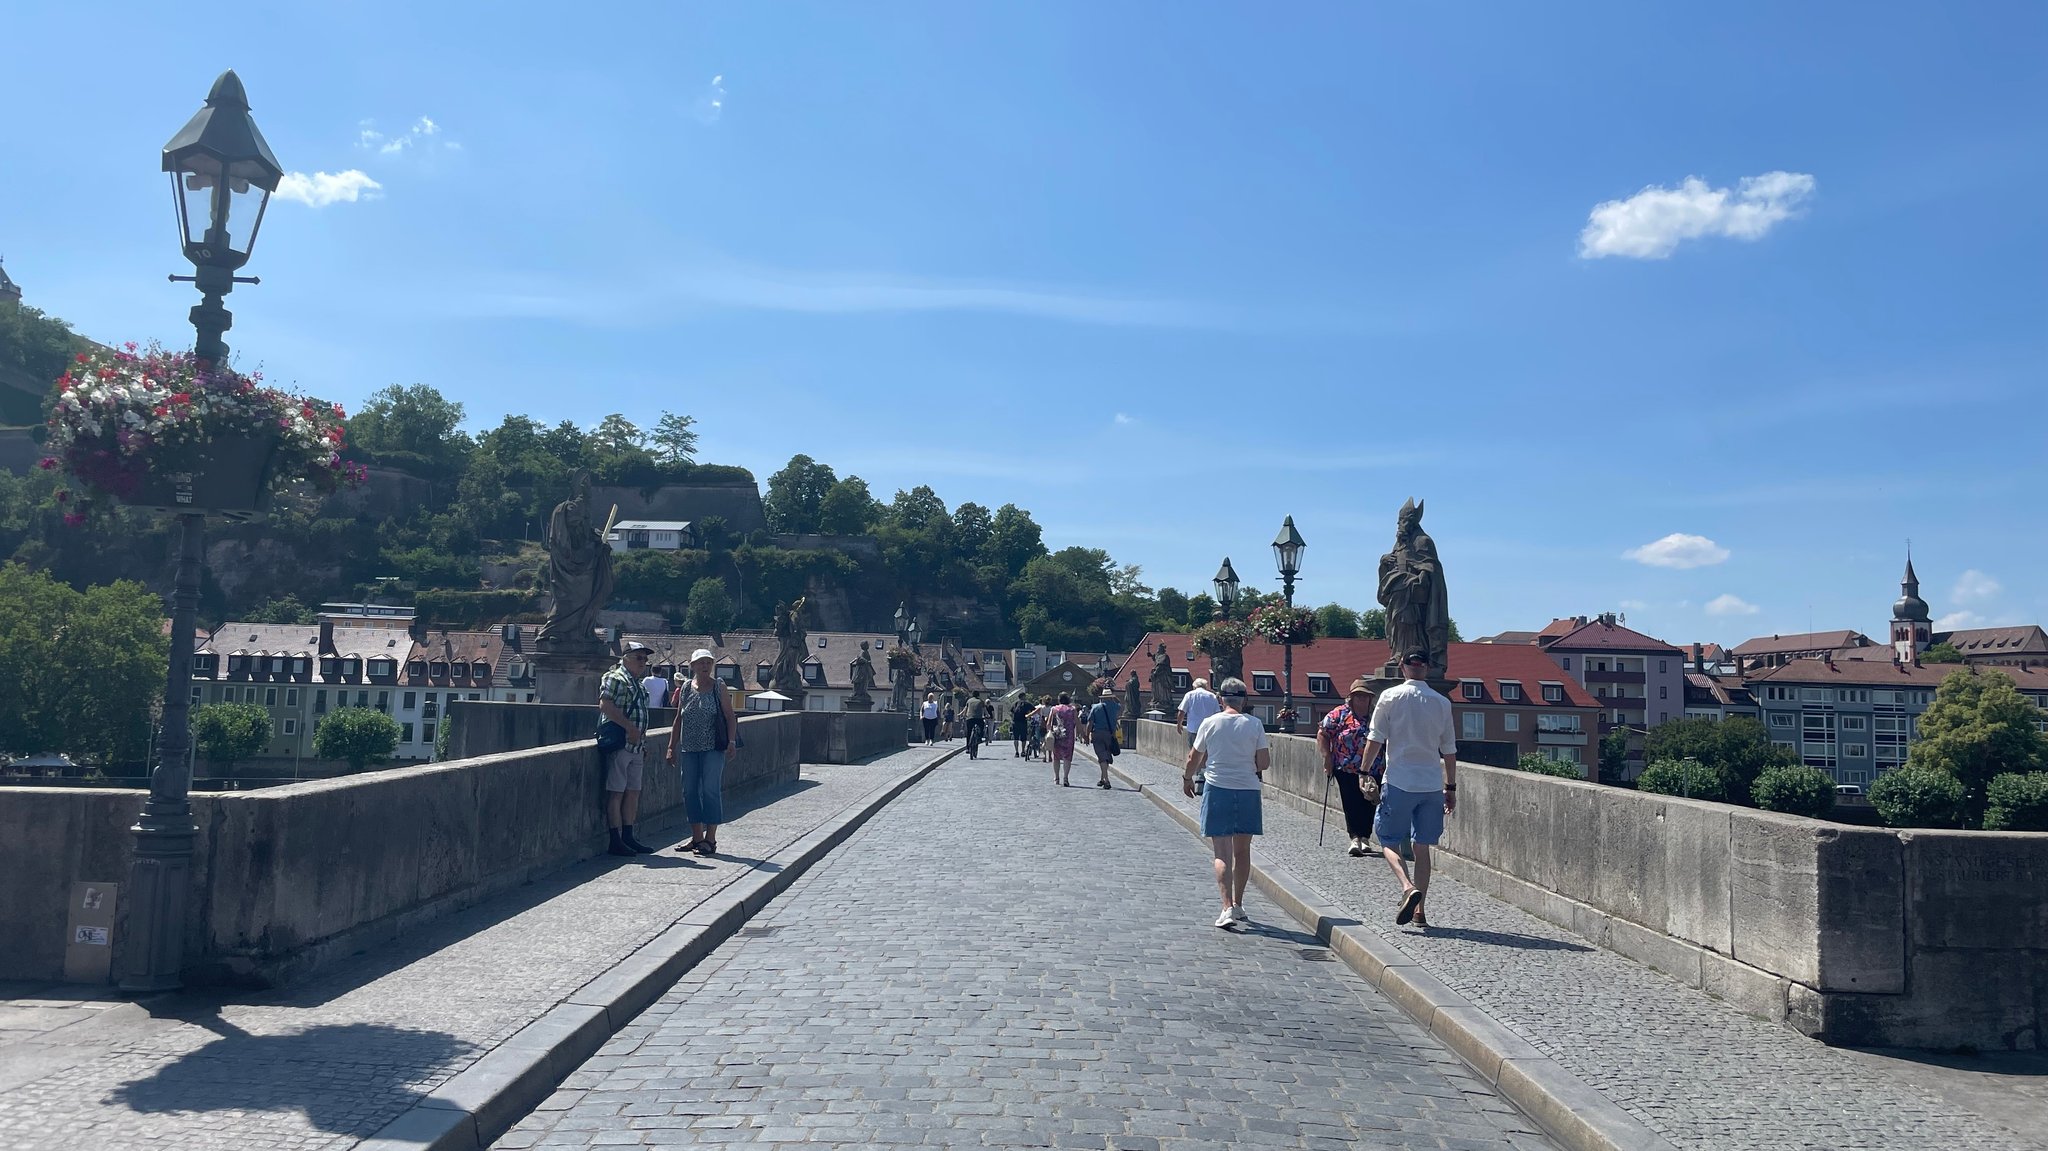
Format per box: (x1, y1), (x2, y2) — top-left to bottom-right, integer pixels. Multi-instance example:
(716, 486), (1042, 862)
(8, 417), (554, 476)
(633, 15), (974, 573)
(1247, 604), (1318, 647)
(40, 343), (364, 524)
(886, 646), (920, 673)
(1193, 620), (1250, 657)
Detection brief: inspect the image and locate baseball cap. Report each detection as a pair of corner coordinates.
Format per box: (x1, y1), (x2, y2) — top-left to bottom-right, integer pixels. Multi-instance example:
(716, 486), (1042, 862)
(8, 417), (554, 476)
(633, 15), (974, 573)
(1402, 651), (1429, 666)
(622, 641), (653, 656)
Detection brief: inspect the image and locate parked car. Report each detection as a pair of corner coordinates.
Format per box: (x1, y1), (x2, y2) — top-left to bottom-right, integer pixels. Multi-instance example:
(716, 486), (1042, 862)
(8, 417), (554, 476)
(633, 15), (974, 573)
(1835, 784), (1865, 798)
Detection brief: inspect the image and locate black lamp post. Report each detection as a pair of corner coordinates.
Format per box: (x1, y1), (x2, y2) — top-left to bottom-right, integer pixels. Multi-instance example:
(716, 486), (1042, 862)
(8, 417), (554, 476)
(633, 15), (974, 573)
(124, 71), (283, 993)
(1212, 558), (1239, 621)
(1272, 516), (1306, 732)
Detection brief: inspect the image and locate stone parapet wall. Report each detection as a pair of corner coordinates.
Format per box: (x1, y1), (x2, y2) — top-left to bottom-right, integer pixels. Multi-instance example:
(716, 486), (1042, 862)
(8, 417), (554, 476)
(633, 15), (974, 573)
(0, 713), (801, 986)
(798, 711), (909, 764)
(1135, 719), (2047, 1049)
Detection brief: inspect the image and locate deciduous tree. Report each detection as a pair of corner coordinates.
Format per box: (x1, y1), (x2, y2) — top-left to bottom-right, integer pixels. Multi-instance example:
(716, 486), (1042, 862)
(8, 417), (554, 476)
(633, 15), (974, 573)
(191, 701), (272, 774)
(313, 707), (401, 772)
(764, 455), (838, 534)
(1908, 668), (2048, 826)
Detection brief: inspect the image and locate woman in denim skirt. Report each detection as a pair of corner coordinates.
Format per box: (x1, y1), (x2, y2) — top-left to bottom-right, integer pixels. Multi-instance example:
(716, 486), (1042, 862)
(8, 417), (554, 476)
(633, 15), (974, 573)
(1181, 677), (1270, 929)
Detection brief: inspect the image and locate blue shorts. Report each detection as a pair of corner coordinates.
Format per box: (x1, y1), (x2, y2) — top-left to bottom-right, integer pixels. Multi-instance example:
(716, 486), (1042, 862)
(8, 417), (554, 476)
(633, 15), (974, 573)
(1374, 784), (1444, 846)
(1200, 785), (1262, 837)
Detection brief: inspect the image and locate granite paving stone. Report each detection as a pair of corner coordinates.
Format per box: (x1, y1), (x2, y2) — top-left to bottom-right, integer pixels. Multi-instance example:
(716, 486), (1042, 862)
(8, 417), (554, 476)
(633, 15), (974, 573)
(1110, 748), (2047, 1151)
(495, 744), (1556, 1151)
(0, 747), (948, 1151)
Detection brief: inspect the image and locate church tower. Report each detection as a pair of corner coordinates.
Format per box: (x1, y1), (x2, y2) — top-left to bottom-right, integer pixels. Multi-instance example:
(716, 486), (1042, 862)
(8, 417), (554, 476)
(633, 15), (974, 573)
(1891, 554), (1931, 662)
(0, 259), (20, 308)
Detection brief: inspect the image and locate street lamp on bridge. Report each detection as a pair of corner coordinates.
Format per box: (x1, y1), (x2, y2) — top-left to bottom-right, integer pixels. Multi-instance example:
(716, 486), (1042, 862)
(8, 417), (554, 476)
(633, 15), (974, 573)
(124, 71), (283, 992)
(1272, 516), (1306, 732)
(1211, 557), (1239, 621)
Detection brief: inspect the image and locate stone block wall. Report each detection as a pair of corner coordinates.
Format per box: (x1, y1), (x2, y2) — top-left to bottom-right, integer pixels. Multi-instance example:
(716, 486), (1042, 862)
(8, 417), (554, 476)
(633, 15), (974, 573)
(0, 712), (801, 986)
(798, 711), (910, 764)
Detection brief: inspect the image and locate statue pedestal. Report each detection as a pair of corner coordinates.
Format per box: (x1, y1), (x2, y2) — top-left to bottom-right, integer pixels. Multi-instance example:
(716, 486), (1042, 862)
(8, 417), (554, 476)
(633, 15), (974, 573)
(844, 697), (874, 713)
(1368, 670), (1458, 699)
(534, 647), (615, 706)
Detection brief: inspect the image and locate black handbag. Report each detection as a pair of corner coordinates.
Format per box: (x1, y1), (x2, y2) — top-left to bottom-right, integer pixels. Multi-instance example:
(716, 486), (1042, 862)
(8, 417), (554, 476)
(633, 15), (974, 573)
(596, 719), (627, 754)
(712, 689), (730, 751)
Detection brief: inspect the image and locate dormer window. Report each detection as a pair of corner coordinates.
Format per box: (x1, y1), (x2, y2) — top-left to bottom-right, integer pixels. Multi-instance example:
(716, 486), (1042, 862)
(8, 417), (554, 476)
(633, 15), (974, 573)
(369, 658), (396, 678)
(341, 658), (361, 678)
(802, 660), (825, 685)
(429, 660), (448, 679)
(291, 656), (309, 676)
(1461, 681), (1484, 701)
(269, 656), (286, 675)
(192, 653), (218, 675)
(228, 654), (248, 676)
(1542, 682), (1565, 703)
(1306, 674), (1333, 695)
(1499, 681), (1524, 702)
(717, 664), (741, 687)
(1252, 672), (1277, 693)
(319, 656), (338, 678)
(451, 662), (469, 681)
(472, 662), (490, 681)
(407, 660), (426, 679)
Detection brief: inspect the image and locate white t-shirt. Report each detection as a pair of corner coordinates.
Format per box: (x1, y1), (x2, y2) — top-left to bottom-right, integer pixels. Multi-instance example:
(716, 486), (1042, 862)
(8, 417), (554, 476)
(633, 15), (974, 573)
(1367, 679), (1458, 793)
(641, 676), (670, 709)
(1193, 711), (1269, 792)
(1178, 688), (1222, 735)
(922, 700), (940, 719)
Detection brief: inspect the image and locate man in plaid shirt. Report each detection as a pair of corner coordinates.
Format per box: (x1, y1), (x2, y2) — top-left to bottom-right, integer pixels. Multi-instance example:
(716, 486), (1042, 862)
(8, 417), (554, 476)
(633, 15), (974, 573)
(600, 641), (655, 856)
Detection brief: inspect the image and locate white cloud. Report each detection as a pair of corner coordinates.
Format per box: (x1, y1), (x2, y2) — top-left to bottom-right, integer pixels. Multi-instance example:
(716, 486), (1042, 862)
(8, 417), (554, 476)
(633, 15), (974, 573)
(274, 170), (382, 207)
(1936, 610), (1985, 631)
(1579, 171), (1816, 259)
(1113, 412), (1133, 426)
(1706, 594), (1759, 617)
(1623, 533), (1730, 569)
(695, 75), (726, 125)
(359, 116), (453, 155)
(1952, 569), (2002, 603)
(1618, 599), (1648, 612)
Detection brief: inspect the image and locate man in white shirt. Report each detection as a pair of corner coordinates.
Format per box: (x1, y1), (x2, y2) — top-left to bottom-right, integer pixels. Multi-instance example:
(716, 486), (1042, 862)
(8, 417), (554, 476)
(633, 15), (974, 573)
(1176, 677), (1222, 746)
(1360, 651), (1459, 928)
(641, 669), (671, 711)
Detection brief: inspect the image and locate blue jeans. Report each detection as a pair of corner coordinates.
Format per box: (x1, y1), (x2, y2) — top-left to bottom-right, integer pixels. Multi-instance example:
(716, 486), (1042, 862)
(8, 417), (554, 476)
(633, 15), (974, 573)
(676, 749), (726, 825)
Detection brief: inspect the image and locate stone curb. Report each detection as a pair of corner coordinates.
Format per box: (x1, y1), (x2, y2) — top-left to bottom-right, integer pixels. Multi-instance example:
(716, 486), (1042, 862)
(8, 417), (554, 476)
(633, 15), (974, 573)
(1111, 764), (1678, 1151)
(356, 748), (962, 1151)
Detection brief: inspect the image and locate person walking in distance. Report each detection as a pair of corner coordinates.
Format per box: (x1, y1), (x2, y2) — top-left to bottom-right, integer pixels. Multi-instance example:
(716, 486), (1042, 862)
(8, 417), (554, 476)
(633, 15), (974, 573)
(1087, 686), (1122, 789)
(1177, 676), (1222, 748)
(599, 642), (656, 857)
(1010, 695), (1031, 758)
(1047, 692), (1079, 786)
(964, 691), (989, 758)
(1360, 651), (1459, 928)
(666, 649), (740, 856)
(1183, 677), (1269, 929)
(1317, 679), (1383, 857)
(921, 693), (940, 745)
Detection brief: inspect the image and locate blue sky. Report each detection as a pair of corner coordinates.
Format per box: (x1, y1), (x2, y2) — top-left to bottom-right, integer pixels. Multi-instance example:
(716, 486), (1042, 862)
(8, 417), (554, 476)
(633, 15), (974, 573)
(5, 3), (2044, 646)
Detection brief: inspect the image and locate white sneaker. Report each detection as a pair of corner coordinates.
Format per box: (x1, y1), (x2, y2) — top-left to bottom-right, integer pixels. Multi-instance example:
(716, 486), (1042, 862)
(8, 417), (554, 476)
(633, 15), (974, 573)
(1229, 905), (1249, 924)
(1214, 910), (1237, 929)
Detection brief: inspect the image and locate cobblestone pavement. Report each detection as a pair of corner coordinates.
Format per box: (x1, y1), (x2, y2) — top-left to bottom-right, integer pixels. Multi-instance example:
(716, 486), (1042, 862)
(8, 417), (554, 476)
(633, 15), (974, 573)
(0, 748), (949, 1151)
(496, 744), (1557, 1151)
(1110, 750), (2048, 1151)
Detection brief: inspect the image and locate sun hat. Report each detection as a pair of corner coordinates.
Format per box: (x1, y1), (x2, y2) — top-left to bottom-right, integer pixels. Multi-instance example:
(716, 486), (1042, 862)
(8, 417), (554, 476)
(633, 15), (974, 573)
(689, 648), (716, 664)
(1347, 677), (1373, 696)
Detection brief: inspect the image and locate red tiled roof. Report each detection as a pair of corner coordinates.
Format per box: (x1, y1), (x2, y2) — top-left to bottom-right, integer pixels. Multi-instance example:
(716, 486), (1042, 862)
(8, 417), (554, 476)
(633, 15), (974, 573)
(1536, 619), (1580, 639)
(1729, 630), (1873, 657)
(1474, 631), (1540, 645)
(1748, 657), (2048, 691)
(1114, 633), (1600, 710)
(1543, 619), (1683, 654)
(1941, 625), (2048, 654)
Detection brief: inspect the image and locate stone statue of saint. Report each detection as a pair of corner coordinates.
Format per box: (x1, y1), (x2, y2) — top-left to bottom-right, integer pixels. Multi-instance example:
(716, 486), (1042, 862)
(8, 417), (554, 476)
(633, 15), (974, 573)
(1377, 498), (1451, 678)
(536, 475), (614, 653)
(1148, 641), (1177, 712)
(1125, 672), (1144, 719)
(889, 652), (912, 712)
(848, 640), (876, 706)
(769, 597), (809, 703)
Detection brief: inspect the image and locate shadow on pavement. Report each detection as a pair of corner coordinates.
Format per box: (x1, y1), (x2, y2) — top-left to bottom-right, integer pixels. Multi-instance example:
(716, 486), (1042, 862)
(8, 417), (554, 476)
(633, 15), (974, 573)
(107, 1008), (472, 1135)
(1407, 925), (1593, 951)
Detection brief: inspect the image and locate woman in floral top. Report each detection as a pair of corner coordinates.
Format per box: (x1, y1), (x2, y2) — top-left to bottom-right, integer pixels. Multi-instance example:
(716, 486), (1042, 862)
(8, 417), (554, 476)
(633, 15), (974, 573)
(1317, 678), (1384, 857)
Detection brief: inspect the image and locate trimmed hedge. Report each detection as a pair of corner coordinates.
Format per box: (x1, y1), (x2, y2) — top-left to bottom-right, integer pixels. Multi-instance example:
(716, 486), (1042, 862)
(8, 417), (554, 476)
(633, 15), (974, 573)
(1983, 771), (2048, 832)
(1750, 765), (1837, 818)
(1636, 758), (1728, 803)
(1869, 766), (1965, 828)
(1515, 753), (1585, 779)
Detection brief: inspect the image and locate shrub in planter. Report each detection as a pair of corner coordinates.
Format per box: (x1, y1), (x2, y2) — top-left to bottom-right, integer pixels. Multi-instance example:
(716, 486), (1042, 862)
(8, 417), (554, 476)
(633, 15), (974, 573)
(1246, 604), (1317, 647)
(1516, 753), (1584, 779)
(1636, 758), (1728, 803)
(1868, 765), (1965, 828)
(1983, 771), (2048, 832)
(1750, 765), (1837, 818)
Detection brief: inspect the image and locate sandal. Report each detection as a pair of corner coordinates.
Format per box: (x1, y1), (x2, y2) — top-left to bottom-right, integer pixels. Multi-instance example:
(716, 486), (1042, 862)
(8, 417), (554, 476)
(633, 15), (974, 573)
(1396, 888), (1423, 926)
(1412, 906), (1430, 929)
(694, 839), (717, 856)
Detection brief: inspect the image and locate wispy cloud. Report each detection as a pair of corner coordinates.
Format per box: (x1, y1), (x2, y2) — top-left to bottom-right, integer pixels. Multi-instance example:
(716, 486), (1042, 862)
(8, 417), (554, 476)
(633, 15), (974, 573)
(446, 263), (1237, 330)
(1579, 171), (1815, 259)
(695, 75), (726, 125)
(1113, 412), (1134, 426)
(1624, 533), (1729, 569)
(1706, 593), (1760, 617)
(275, 170), (381, 207)
(1952, 569), (2002, 603)
(358, 116), (457, 155)
(1619, 599), (1649, 612)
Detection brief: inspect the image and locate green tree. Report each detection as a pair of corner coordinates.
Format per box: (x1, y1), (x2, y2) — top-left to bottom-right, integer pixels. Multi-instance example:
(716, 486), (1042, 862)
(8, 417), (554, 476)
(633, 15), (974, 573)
(0, 563), (78, 754)
(247, 594), (317, 625)
(954, 502), (994, 555)
(1185, 593), (1218, 628)
(1599, 727), (1631, 782)
(1154, 588), (1189, 631)
(587, 413), (646, 457)
(1516, 753), (1584, 779)
(1646, 716), (1795, 799)
(1359, 608), (1388, 639)
(1920, 642), (1965, 664)
(1907, 668), (2048, 825)
(313, 707), (401, 771)
(345, 384), (472, 473)
(1751, 765), (1837, 818)
(650, 412), (699, 465)
(191, 701), (273, 774)
(1869, 765), (1965, 828)
(816, 476), (880, 535)
(1984, 772), (2048, 832)
(764, 454), (838, 534)
(1315, 603), (1361, 639)
(0, 303), (84, 424)
(684, 576), (736, 635)
(1637, 758), (1728, 802)
(979, 503), (1046, 579)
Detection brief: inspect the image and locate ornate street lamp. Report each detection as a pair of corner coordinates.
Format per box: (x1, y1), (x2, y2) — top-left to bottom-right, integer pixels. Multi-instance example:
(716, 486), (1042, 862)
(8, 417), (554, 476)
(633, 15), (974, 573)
(1272, 516), (1306, 732)
(124, 71), (283, 993)
(893, 603), (908, 645)
(1212, 557), (1240, 621)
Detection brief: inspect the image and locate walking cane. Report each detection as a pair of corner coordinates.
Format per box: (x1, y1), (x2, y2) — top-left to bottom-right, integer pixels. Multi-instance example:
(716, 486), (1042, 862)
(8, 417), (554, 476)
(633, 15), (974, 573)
(1318, 772), (1334, 845)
